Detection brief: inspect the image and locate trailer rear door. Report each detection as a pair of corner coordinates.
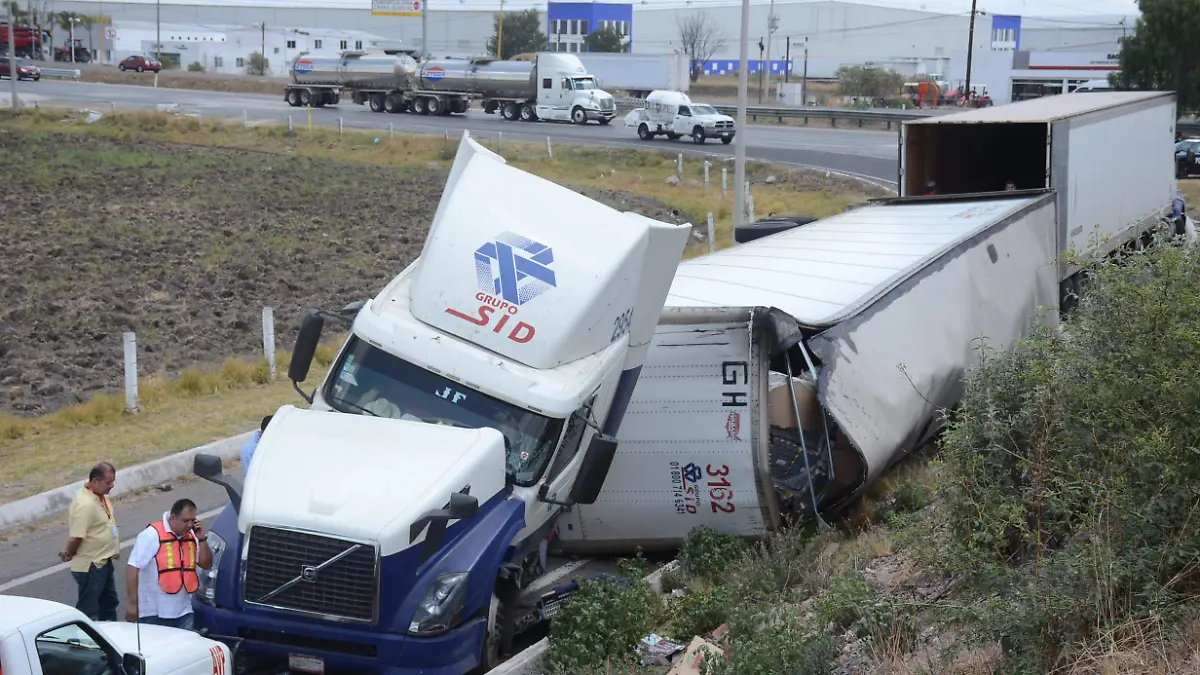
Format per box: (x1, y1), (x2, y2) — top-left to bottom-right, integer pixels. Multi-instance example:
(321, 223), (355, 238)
(556, 310), (772, 554)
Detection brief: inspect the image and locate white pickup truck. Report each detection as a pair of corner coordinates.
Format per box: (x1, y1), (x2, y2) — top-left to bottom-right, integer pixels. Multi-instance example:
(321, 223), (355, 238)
(0, 596), (233, 675)
(625, 89), (736, 144)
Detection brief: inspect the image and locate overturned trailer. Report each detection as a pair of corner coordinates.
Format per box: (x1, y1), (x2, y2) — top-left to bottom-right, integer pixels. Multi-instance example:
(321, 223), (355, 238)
(557, 192), (1061, 551)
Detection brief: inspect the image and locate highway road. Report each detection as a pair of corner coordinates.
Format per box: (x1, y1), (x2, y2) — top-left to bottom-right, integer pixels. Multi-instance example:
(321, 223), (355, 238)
(12, 78), (900, 186)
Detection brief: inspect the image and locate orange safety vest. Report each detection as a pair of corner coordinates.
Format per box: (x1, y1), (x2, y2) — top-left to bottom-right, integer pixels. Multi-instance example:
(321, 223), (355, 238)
(148, 521), (199, 595)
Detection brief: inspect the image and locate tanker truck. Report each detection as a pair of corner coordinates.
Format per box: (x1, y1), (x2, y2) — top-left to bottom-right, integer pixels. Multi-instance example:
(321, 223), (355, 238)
(285, 50), (617, 124)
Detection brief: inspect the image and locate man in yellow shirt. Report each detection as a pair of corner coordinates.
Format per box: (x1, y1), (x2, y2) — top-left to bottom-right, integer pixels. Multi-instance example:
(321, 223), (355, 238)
(59, 462), (121, 621)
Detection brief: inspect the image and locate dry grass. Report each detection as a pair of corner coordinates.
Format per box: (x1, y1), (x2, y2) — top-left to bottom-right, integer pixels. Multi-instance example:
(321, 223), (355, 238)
(0, 339), (340, 503)
(1178, 178), (1200, 206)
(79, 67), (287, 95)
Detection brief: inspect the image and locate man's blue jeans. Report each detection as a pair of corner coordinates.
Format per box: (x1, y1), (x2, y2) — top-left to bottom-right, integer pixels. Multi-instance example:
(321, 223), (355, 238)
(70, 558), (119, 621)
(139, 613), (195, 630)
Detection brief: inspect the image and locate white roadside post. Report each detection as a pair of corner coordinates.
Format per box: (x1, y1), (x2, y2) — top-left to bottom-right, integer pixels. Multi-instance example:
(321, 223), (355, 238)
(722, 167), (728, 199)
(123, 332), (139, 413)
(748, 193), (756, 224)
(704, 161), (711, 192)
(262, 307), (277, 381)
(288, 115), (293, 135)
(707, 213), (716, 253)
(389, 122), (394, 139)
(339, 117), (344, 135)
(677, 153), (683, 181)
(243, 110), (248, 128)
(498, 131), (503, 152)
(546, 136), (553, 159)
(732, 0), (751, 232)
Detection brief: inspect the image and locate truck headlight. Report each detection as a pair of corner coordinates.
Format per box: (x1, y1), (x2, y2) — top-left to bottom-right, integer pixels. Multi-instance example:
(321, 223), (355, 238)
(408, 572), (470, 636)
(197, 531), (226, 606)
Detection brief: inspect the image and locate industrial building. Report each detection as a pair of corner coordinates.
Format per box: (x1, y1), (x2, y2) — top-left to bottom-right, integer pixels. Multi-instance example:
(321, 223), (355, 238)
(42, 0), (1129, 103)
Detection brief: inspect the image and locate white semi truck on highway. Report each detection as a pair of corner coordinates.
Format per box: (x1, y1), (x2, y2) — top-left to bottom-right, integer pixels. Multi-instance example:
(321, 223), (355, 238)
(285, 51), (617, 125)
(0, 595), (232, 675)
(189, 91), (1178, 675)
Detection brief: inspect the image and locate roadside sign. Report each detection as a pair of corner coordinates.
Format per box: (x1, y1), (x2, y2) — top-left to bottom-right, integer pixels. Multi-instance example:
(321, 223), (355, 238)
(371, 0), (422, 16)
(105, 27), (116, 40)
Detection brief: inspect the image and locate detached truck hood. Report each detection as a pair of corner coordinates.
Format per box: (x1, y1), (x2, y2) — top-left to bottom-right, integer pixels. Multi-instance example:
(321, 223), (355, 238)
(240, 405), (508, 556)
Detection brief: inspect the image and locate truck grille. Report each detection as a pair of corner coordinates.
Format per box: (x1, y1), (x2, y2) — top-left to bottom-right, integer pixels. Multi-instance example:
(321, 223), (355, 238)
(600, 98), (615, 111)
(243, 526), (379, 623)
(714, 121), (734, 130)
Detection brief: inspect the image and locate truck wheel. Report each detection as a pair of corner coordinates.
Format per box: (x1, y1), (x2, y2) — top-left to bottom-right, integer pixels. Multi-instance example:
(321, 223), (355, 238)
(369, 94), (385, 113)
(300, 90), (312, 106)
(428, 97), (443, 115)
(413, 97), (428, 115)
(502, 102), (519, 121)
(666, 132), (681, 141)
(638, 123), (653, 141)
(520, 103), (537, 122)
(692, 127), (707, 144)
(286, 90), (301, 107)
(598, 118), (611, 126)
(571, 106), (587, 125)
(384, 94), (403, 113)
(721, 136), (734, 145)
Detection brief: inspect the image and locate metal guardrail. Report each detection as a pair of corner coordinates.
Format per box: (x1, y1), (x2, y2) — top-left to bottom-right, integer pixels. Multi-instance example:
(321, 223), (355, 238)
(38, 67), (81, 80)
(613, 95), (930, 129)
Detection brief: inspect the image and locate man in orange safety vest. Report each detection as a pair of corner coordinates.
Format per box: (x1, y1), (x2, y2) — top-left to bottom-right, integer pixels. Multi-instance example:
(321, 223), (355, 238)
(125, 498), (214, 629)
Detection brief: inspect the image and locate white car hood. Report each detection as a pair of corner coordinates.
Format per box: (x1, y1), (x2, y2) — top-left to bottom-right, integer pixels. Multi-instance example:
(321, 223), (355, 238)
(693, 113), (733, 125)
(240, 406), (509, 556)
(96, 622), (231, 674)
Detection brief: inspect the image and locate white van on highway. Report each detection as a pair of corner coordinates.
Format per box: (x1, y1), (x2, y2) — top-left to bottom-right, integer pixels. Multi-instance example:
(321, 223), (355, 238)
(0, 595), (232, 675)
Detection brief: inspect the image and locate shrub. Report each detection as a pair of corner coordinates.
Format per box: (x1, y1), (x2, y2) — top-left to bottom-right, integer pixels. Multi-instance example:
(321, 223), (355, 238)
(187, 61), (205, 72)
(680, 526), (747, 579)
(705, 624), (838, 675)
(666, 583), (734, 637)
(813, 570), (874, 630)
(938, 237), (1200, 666)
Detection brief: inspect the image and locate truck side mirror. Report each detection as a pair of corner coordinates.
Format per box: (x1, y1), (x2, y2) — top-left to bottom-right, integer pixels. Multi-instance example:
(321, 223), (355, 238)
(568, 434), (619, 505)
(194, 454), (244, 513)
(122, 653), (146, 675)
(289, 310), (325, 385)
(409, 493), (480, 564)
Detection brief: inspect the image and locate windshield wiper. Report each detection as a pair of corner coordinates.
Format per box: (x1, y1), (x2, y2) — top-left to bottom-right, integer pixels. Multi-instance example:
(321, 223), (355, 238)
(332, 398), (381, 417)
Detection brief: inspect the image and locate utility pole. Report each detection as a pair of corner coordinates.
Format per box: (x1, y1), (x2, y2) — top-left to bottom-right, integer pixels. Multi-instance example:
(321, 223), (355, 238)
(260, 22), (265, 74)
(420, 0), (427, 59)
(756, 36), (763, 103)
(784, 36), (790, 83)
(764, 0), (776, 102)
(733, 0), (750, 231)
(964, 0), (978, 102)
(801, 37), (808, 105)
(7, 4), (18, 110)
(496, 0), (503, 58)
(155, 0), (160, 62)
(97, 0), (101, 64)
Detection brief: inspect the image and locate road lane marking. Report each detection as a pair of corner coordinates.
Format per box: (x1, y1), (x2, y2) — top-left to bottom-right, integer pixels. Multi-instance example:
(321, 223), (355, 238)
(0, 507), (223, 593)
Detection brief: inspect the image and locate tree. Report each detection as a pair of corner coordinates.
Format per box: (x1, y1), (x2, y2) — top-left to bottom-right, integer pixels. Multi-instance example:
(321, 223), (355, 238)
(487, 9), (545, 60)
(836, 65), (903, 99)
(1111, 0), (1200, 114)
(78, 14), (93, 61)
(246, 51), (268, 76)
(677, 13), (725, 83)
(584, 25), (625, 53)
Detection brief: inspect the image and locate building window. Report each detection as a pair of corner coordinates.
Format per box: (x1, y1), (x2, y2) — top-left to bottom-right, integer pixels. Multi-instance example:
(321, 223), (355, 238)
(314, 39), (323, 49)
(355, 40), (363, 50)
(569, 19), (578, 35)
(286, 39), (296, 49)
(569, 42), (578, 52)
(339, 40), (347, 49)
(580, 20), (588, 34)
(236, 57), (245, 68)
(214, 56), (223, 67)
(620, 21), (628, 36)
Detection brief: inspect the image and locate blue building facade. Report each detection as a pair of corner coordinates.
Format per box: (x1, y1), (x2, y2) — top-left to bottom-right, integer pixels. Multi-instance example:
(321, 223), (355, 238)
(700, 59), (793, 76)
(546, 2), (633, 53)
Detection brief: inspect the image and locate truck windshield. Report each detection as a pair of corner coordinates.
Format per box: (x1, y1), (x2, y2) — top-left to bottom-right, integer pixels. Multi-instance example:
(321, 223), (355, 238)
(324, 336), (565, 486)
(572, 77), (598, 90)
(692, 104), (719, 115)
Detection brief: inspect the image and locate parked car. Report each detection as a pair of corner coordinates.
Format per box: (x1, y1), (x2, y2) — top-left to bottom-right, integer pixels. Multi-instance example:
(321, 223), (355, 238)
(118, 54), (162, 73)
(1175, 138), (1200, 178)
(0, 57), (41, 81)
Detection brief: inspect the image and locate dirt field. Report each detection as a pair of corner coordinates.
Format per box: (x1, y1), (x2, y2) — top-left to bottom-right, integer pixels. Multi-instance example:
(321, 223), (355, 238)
(0, 126), (753, 416)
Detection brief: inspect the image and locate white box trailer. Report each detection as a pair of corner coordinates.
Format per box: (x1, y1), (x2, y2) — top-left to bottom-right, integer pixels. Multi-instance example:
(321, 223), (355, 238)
(557, 192), (1061, 552)
(899, 91), (1177, 296)
(575, 52), (690, 98)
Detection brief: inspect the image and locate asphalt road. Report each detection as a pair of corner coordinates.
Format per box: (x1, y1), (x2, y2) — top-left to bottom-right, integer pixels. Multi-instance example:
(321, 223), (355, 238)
(13, 78), (900, 185)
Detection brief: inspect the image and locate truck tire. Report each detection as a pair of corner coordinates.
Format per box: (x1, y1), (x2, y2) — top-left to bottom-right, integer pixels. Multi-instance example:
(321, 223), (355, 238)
(692, 127), (707, 144)
(598, 118), (611, 125)
(413, 97), (428, 115)
(300, 90), (312, 106)
(502, 102), (519, 121)
(384, 94), (403, 113)
(571, 106), (587, 125)
(666, 132), (681, 141)
(721, 136), (734, 144)
(369, 94), (385, 113)
(734, 215), (819, 244)
(520, 103), (537, 122)
(428, 97), (443, 115)
(452, 99), (469, 114)
(638, 123), (653, 141)
(286, 90), (301, 107)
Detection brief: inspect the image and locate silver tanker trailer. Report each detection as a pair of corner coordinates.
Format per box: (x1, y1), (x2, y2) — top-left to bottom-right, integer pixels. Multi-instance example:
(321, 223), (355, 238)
(285, 51), (616, 124)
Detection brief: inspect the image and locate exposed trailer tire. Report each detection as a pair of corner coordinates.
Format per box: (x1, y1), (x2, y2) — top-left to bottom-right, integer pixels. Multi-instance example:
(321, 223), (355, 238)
(286, 90), (302, 107)
(299, 90), (312, 106)
(734, 215), (819, 244)
(369, 94), (385, 113)
(427, 97), (443, 116)
(500, 102), (518, 121)
(571, 106), (587, 125)
(638, 123), (654, 141)
(452, 99), (469, 114)
(384, 94), (404, 113)
(413, 97), (428, 115)
(519, 103), (537, 122)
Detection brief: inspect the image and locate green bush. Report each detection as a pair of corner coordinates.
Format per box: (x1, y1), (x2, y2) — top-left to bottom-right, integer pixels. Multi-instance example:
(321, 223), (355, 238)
(187, 61), (205, 72)
(938, 237), (1200, 666)
(544, 559), (660, 674)
(704, 624), (838, 675)
(813, 570), (874, 629)
(680, 526), (747, 580)
(666, 583), (734, 637)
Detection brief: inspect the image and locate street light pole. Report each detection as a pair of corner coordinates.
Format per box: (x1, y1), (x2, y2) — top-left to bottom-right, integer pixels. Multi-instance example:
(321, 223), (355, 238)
(964, 0), (978, 101)
(496, 0), (504, 58)
(155, 0), (160, 62)
(733, 0), (750, 232)
(260, 22), (265, 74)
(420, 0), (427, 59)
(764, 0), (775, 102)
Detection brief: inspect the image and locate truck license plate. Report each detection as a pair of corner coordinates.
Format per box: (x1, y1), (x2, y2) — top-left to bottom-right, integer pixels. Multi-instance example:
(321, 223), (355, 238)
(288, 654), (325, 674)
